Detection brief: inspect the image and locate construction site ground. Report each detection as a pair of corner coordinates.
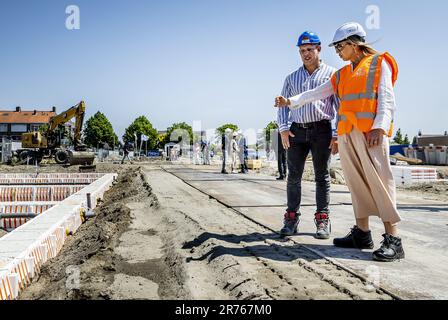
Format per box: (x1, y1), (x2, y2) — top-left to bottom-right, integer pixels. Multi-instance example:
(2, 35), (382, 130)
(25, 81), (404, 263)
(1, 160), (446, 300)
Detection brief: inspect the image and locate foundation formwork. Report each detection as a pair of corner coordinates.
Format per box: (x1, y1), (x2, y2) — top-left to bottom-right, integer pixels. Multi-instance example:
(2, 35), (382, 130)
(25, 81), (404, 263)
(0, 172), (117, 300)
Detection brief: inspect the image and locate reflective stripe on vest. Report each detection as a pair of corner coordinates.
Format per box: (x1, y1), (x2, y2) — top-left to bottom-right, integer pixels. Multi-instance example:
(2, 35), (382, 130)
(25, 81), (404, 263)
(338, 112), (376, 122)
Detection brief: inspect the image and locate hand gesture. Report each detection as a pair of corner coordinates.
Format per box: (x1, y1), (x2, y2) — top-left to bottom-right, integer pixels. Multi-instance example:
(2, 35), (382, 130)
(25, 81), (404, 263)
(275, 96), (290, 108)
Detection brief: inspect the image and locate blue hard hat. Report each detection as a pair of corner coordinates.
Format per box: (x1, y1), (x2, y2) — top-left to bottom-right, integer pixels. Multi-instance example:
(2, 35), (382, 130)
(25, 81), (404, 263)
(297, 31), (321, 46)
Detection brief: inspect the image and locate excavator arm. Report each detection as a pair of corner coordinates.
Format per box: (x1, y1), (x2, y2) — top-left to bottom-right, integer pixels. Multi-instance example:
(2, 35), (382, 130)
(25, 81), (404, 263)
(47, 100), (94, 165)
(48, 101), (86, 147)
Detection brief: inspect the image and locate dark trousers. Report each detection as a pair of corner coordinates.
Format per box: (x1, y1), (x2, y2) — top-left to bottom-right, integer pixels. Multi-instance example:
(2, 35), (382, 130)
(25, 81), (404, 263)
(221, 149), (226, 172)
(239, 154), (248, 172)
(277, 150), (287, 177)
(286, 121), (332, 215)
(121, 153), (131, 164)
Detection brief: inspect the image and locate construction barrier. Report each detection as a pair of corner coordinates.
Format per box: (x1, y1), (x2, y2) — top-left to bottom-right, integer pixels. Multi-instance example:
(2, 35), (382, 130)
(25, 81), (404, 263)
(0, 203), (55, 231)
(0, 186), (85, 202)
(0, 178), (99, 185)
(0, 270), (14, 300)
(0, 173), (117, 300)
(0, 173), (105, 179)
(0, 173), (106, 186)
(392, 166), (438, 185)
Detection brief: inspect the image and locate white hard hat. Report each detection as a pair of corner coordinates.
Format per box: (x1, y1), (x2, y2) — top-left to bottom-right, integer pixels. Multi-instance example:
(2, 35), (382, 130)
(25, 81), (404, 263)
(329, 22), (367, 47)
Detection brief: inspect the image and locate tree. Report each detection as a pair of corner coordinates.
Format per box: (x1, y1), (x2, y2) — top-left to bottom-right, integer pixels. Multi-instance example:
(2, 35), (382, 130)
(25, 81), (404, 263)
(403, 134), (410, 145)
(156, 133), (167, 149)
(394, 128), (412, 145)
(164, 122), (194, 145)
(83, 112), (118, 148)
(394, 128), (404, 144)
(123, 116), (158, 150)
(38, 124), (49, 133)
(215, 123), (238, 140)
(215, 124), (239, 147)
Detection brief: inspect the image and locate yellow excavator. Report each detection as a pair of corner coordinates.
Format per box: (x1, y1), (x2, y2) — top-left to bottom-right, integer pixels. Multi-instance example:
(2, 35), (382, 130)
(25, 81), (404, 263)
(15, 101), (95, 166)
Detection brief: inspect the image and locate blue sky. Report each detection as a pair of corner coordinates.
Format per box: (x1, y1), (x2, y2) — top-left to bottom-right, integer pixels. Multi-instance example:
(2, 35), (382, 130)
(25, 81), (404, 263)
(0, 0), (447, 142)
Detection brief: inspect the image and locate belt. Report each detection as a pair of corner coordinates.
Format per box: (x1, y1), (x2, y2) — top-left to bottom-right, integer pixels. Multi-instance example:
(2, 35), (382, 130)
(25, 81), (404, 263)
(294, 120), (330, 129)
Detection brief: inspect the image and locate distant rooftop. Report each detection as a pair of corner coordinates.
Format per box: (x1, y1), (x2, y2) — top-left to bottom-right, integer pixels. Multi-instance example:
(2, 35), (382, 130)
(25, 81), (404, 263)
(0, 106), (57, 124)
(420, 134), (448, 137)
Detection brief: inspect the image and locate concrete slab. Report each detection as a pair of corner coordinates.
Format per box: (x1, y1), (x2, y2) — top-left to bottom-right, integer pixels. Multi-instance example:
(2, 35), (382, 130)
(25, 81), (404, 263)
(164, 170), (241, 181)
(234, 205), (448, 299)
(187, 180), (287, 207)
(244, 179), (354, 206)
(173, 166), (448, 299)
(243, 179), (447, 206)
(186, 180), (353, 207)
(173, 167), (447, 208)
(163, 167), (287, 182)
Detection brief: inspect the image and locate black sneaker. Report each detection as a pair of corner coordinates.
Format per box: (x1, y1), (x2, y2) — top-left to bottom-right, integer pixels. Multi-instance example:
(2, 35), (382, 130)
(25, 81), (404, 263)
(276, 176), (285, 180)
(333, 226), (374, 249)
(240, 166), (248, 174)
(372, 234), (405, 262)
(280, 211), (300, 237)
(314, 212), (331, 239)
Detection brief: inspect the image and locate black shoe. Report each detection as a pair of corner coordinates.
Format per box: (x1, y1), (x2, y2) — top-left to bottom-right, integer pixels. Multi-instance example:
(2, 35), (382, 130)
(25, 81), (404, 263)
(280, 211), (300, 237)
(333, 226), (374, 249)
(372, 234), (405, 262)
(276, 176), (285, 180)
(221, 170), (228, 174)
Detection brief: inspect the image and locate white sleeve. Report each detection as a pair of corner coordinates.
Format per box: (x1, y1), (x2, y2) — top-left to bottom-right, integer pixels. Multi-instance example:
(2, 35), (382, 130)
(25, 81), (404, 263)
(288, 80), (335, 110)
(372, 60), (395, 134)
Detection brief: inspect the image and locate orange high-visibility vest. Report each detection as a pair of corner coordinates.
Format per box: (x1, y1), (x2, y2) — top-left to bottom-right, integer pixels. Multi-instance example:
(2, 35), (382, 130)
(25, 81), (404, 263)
(331, 52), (398, 137)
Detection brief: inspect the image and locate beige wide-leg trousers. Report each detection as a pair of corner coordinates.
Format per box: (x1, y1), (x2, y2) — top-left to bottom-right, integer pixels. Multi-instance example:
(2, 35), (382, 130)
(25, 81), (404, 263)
(338, 128), (401, 225)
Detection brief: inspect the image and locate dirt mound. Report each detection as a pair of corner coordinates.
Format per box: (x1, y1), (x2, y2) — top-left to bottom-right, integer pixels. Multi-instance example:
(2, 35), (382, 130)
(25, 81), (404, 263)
(399, 181), (448, 202)
(436, 167), (448, 179)
(19, 166), (156, 300)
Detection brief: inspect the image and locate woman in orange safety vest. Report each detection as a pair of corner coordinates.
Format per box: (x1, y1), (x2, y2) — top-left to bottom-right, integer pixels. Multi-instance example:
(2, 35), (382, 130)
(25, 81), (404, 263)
(276, 22), (404, 262)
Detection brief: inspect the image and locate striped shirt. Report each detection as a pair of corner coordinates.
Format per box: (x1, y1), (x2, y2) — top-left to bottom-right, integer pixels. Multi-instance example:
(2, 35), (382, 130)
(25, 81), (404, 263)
(277, 62), (339, 133)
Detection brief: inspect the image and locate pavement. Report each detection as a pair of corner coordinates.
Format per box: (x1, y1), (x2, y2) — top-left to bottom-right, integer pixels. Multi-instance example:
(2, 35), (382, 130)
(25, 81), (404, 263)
(162, 164), (448, 300)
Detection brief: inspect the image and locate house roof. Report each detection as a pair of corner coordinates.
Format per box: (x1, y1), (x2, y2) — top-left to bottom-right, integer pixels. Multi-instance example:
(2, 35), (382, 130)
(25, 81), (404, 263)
(419, 135), (448, 138)
(0, 110), (56, 124)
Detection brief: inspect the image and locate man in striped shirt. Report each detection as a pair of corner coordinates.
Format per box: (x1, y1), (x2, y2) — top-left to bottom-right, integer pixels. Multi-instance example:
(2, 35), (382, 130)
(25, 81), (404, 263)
(277, 31), (339, 239)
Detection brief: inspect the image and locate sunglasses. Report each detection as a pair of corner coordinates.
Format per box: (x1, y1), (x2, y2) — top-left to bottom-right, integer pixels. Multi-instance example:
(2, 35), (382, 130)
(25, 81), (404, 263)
(334, 41), (350, 53)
